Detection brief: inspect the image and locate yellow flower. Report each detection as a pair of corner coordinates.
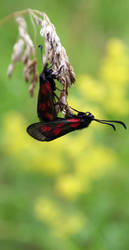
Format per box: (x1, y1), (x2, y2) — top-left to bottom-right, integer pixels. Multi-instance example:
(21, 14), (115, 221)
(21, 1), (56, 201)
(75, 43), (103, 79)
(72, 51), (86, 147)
(56, 214), (84, 237)
(55, 174), (85, 200)
(101, 63), (129, 84)
(101, 39), (129, 84)
(76, 146), (117, 180)
(3, 111), (31, 154)
(35, 198), (60, 224)
(26, 151), (64, 175)
(103, 85), (129, 115)
(106, 39), (128, 60)
(35, 197), (84, 237)
(78, 75), (106, 103)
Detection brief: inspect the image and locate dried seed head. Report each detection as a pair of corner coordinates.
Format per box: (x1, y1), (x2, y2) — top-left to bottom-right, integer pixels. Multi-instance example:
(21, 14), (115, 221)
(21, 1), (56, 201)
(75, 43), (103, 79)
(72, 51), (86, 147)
(24, 58), (38, 96)
(7, 64), (14, 77)
(16, 17), (35, 55)
(31, 11), (76, 115)
(7, 9), (76, 114)
(7, 38), (24, 77)
(23, 45), (32, 64)
(7, 15), (38, 95)
(32, 13), (76, 87)
(59, 86), (74, 116)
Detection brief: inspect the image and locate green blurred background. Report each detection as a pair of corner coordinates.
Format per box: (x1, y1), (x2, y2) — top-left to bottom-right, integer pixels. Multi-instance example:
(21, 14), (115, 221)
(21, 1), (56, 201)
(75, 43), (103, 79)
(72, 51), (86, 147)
(0, 1), (129, 250)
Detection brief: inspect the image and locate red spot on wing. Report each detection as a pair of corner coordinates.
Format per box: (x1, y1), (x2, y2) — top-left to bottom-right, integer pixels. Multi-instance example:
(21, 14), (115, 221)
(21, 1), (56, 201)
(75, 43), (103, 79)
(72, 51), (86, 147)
(44, 113), (53, 121)
(41, 84), (47, 95)
(40, 103), (46, 111)
(57, 123), (64, 127)
(70, 122), (80, 128)
(46, 82), (52, 93)
(42, 125), (51, 132)
(41, 82), (52, 95)
(47, 100), (51, 108)
(67, 118), (80, 123)
(54, 128), (61, 136)
(67, 118), (80, 128)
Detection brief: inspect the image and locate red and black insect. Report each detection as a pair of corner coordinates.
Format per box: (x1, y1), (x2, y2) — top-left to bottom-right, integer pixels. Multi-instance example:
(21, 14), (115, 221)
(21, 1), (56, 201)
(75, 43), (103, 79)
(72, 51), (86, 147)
(37, 45), (58, 122)
(27, 45), (126, 142)
(27, 111), (127, 142)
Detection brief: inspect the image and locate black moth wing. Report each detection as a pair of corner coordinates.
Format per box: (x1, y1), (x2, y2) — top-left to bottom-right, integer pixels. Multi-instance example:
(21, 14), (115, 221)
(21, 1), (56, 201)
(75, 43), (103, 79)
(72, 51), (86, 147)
(37, 81), (57, 121)
(26, 117), (86, 142)
(37, 64), (57, 122)
(27, 122), (49, 141)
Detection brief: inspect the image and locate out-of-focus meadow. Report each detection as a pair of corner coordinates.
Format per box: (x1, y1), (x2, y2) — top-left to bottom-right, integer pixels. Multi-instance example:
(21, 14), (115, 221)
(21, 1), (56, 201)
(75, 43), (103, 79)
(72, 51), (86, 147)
(0, 1), (129, 250)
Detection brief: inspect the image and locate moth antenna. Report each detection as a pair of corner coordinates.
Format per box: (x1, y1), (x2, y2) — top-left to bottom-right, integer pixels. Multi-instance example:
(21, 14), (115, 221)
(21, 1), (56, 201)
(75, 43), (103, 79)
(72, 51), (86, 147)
(38, 44), (44, 66)
(100, 120), (127, 129)
(94, 119), (116, 131)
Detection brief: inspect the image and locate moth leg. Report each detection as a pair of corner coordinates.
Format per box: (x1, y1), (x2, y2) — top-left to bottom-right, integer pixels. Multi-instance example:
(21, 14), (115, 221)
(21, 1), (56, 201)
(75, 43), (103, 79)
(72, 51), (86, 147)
(52, 65), (64, 78)
(54, 92), (60, 101)
(69, 106), (81, 113)
(55, 86), (62, 91)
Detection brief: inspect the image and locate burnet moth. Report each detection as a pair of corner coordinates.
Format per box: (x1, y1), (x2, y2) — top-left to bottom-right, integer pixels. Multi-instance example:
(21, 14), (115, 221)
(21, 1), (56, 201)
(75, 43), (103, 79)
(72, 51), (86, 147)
(37, 45), (59, 122)
(27, 45), (126, 142)
(27, 110), (127, 142)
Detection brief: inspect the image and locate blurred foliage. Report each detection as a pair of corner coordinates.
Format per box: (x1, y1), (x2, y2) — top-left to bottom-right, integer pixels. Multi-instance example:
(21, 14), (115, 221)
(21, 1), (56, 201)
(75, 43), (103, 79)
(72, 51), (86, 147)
(0, 1), (129, 250)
